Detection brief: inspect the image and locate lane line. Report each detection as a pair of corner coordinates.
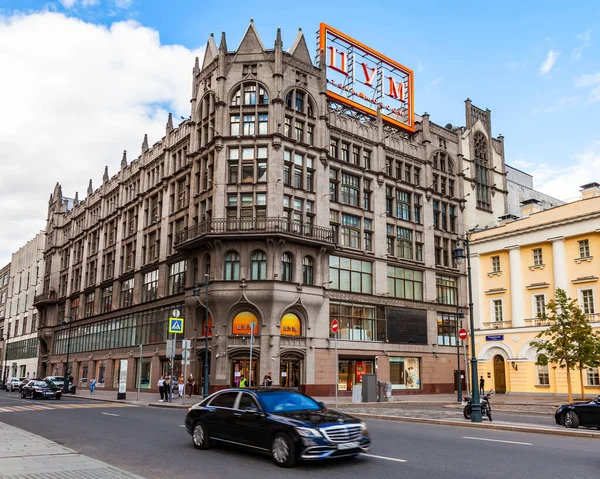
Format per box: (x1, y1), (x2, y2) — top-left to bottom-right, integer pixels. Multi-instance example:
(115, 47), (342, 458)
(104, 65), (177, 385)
(463, 436), (532, 446)
(0, 407), (13, 412)
(101, 412), (120, 417)
(179, 425), (186, 427)
(362, 453), (407, 463)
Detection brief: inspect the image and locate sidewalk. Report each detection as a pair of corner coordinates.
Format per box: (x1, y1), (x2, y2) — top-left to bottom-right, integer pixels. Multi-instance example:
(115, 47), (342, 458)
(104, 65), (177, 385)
(72, 388), (200, 407)
(0, 421), (146, 478)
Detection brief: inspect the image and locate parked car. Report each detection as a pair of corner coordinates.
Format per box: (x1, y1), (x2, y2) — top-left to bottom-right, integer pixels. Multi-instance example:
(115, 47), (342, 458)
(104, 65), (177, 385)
(185, 387), (371, 467)
(555, 396), (600, 428)
(44, 376), (74, 393)
(18, 379), (33, 393)
(8, 377), (26, 392)
(21, 380), (62, 400)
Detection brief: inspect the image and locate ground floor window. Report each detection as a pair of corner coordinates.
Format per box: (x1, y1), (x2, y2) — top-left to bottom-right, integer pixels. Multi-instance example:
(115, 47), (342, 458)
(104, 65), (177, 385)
(19, 365), (26, 377)
(536, 356), (549, 385)
(231, 357), (258, 387)
(338, 359), (374, 391)
(96, 360), (106, 387)
(80, 363), (88, 385)
(137, 358), (151, 389)
(587, 367), (600, 386)
(390, 357), (420, 389)
(279, 357), (301, 388)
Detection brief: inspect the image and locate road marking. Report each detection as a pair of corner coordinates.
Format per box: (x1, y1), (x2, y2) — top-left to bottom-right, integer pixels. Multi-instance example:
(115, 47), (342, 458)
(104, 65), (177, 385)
(180, 425), (186, 427)
(463, 436), (532, 446)
(101, 412), (120, 417)
(362, 453), (407, 463)
(0, 407), (12, 412)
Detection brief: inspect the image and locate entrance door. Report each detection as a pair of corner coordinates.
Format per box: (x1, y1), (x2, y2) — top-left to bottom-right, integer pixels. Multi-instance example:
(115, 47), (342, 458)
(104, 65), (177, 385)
(280, 358), (301, 388)
(493, 355), (506, 394)
(231, 358), (258, 387)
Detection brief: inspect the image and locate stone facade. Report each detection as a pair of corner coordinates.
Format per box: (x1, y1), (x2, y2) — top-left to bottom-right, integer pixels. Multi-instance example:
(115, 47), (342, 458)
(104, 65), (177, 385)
(0, 262), (11, 383)
(35, 22), (509, 396)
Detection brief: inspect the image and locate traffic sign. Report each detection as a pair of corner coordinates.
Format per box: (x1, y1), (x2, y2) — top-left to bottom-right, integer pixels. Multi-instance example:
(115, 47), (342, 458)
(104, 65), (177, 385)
(458, 328), (468, 341)
(169, 317), (184, 334)
(181, 339), (191, 349)
(331, 319), (339, 334)
(182, 350), (190, 359)
(172, 309), (181, 318)
(181, 360), (191, 366)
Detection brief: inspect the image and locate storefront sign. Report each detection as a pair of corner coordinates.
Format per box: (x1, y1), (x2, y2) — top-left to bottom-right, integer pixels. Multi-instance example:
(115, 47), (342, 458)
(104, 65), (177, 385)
(280, 313), (301, 336)
(486, 335), (504, 341)
(319, 23), (414, 132)
(118, 359), (127, 398)
(232, 312), (259, 335)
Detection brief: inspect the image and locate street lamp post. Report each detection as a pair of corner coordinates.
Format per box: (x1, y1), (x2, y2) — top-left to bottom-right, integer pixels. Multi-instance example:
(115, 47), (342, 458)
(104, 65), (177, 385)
(453, 231), (482, 423)
(0, 328), (10, 390)
(456, 307), (465, 403)
(193, 275), (211, 398)
(61, 319), (73, 394)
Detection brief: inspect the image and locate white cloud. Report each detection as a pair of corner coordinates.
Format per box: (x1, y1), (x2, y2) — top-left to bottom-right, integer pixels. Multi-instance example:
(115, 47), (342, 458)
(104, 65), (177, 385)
(540, 49), (559, 75)
(114, 0), (134, 8)
(532, 95), (579, 114)
(575, 72), (600, 102)
(0, 12), (203, 266)
(514, 142), (600, 202)
(59, 0), (78, 7)
(571, 29), (591, 61)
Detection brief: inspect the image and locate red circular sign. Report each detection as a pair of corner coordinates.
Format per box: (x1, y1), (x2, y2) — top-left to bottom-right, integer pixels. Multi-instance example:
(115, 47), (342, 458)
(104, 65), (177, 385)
(458, 328), (468, 341)
(331, 319), (339, 334)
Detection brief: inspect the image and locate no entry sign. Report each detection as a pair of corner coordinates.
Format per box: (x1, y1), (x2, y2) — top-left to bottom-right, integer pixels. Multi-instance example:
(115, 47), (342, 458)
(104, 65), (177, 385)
(458, 328), (468, 341)
(331, 319), (339, 334)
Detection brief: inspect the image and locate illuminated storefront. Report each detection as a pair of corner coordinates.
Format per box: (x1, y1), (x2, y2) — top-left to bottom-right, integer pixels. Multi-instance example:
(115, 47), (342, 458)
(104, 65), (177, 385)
(390, 357), (421, 389)
(338, 359), (375, 391)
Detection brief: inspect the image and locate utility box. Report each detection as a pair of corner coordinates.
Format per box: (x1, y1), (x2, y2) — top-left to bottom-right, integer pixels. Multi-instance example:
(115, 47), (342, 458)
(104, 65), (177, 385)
(352, 384), (362, 403)
(361, 374), (377, 403)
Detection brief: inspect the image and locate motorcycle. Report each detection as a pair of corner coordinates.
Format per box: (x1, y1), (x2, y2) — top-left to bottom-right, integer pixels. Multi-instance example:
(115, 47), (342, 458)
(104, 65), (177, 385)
(463, 390), (494, 421)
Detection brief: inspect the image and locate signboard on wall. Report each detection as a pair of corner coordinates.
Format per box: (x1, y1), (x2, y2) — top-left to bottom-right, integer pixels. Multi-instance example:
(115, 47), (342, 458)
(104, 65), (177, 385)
(318, 23), (414, 132)
(486, 335), (504, 341)
(386, 307), (428, 345)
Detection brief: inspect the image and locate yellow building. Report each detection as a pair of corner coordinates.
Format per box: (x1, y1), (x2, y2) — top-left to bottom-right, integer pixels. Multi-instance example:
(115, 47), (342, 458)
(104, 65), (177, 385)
(470, 183), (600, 396)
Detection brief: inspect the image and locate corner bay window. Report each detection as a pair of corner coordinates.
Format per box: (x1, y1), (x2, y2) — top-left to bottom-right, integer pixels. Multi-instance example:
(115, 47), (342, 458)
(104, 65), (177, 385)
(330, 302), (384, 341)
(329, 255), (372, 294)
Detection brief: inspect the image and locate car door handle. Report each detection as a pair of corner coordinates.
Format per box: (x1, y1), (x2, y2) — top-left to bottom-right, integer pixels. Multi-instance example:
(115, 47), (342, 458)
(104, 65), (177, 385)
(234, 412), (243, 417)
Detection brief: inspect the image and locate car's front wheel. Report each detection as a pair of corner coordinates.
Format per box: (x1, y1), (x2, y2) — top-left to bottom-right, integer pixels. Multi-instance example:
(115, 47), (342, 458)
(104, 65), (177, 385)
(20, 391), (25, 399)
(192, 422), (210, 450)
(271, 433), (296, 468)
(55, 393), (61, 400)
(564, 411), (580, 428)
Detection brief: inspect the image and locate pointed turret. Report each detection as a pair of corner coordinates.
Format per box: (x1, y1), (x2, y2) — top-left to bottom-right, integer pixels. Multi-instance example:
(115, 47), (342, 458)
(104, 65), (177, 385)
(166, 113), (173, 134)
(103, 166), (109, 183)
(289, 28), (312, 65)
(121, 150), (128, 169)
(237, 19), (265, 54)
(193, 55), (200, 75)
(219, 31), (228, 55)
(274, 27), (283, 76)
(87, 179), (93, 197)
(141, 134), (148, 153)
(218, 31), (228, 78)
(201, 33), (218, 70)
(74, 191), (79, 206)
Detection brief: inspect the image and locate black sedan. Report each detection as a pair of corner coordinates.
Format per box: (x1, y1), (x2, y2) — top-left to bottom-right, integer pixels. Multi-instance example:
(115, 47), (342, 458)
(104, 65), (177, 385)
(21, 380), (62, 400)
(185, 388), (370, 467)
(555, 396), (600, 428)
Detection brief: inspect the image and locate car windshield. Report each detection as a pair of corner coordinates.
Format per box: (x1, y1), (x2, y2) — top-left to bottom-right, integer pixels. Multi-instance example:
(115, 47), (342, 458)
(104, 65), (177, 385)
(33, 381), (52, 388)
(47, 377), (64, 382)
(257, 391), (321, 414)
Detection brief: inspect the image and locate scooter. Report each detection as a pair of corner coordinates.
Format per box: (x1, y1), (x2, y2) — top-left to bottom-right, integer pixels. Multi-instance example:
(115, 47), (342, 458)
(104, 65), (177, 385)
(463, 390), (493, 421)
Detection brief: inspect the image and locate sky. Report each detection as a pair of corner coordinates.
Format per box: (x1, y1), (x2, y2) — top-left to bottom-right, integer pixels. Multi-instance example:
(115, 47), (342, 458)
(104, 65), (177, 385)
(0, 0), (599, 267)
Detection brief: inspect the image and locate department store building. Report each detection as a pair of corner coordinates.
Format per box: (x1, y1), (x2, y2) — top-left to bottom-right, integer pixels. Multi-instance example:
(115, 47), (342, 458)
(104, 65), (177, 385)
(34, 22), (509, 396)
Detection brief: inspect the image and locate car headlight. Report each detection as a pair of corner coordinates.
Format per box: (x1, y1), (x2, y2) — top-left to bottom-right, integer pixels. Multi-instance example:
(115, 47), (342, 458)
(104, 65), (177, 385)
(295, 427), (322, 438)
(360, 422), (369, 435)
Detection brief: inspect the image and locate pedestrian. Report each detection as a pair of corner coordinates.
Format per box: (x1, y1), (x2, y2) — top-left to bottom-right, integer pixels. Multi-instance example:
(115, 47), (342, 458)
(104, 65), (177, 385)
(239, 375), (248, 388)
(178, 375), (184, 398)
(187, 374), (195, 398)
(158, 376), (165, 402)
(90, 377), (97, 394)
(479, 376), (485, 395)
(262, 372), (273, 386)
(167, 376), (174, 401)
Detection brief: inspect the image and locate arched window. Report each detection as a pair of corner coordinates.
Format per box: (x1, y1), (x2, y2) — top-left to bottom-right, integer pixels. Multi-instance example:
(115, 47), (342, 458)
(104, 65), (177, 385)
(203, 254), (211, 279)
(280, 313), (302, 336)
(224, 251), (240, 281)
(232, 312), (259, 335)
(302, 256), (313, 285)
(283, 88), (316, 146)
(536, 355), (550, 385)
(197, 92), (216, 148)
(229, 82), (269, 136)
(251, 250), (267, 280)
(474, 132), (491, 211)
(281, 253), (293, 282)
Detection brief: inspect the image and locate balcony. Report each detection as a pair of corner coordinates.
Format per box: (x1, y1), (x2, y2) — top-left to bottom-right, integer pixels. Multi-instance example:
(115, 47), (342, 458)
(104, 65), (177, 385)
(586, 313), (600, 323)
(33, 290), (58, 306)
(175, 217), (336, 249)
(525, 318), (550, 327)
(482, 321), (512, 330)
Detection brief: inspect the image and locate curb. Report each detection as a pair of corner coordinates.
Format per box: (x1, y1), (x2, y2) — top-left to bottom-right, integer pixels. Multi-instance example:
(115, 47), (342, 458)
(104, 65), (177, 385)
(349, 413), (600, 439)
(149, 402), (189, 409)
(70, 394), (144, 406)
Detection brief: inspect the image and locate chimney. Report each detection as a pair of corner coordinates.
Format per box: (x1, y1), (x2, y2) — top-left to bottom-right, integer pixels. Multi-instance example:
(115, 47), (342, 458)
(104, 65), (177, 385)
(520, 199), (543, 218)
(580, 182), (600, 200)
(498, 214), (519, 225)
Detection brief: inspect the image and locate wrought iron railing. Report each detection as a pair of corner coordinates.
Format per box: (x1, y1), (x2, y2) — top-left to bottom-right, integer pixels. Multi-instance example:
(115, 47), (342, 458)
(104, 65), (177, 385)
(174, 217), (335, 246)
(482, 321), (512, 330)
(33, 290), (57, 304)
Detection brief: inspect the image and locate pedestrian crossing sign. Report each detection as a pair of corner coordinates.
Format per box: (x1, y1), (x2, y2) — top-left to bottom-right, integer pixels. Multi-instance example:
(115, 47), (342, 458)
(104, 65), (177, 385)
(169, 317), (184, 334)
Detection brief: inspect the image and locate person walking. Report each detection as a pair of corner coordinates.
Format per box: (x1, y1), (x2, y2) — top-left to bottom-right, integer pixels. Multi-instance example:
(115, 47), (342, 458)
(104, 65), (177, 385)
(187, 374), (195, 398)
(158, 376), (165, 402)
(90, 378), (97, 394)
(239, 375), (248, 388)
(479, 376), (485, 395)
(262, 372), (273, 386)
(178, 375), (185, 398)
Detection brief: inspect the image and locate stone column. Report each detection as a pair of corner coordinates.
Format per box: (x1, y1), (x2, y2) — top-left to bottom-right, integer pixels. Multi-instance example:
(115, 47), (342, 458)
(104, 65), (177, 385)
(549, 237), (568, 292)
(506, 246), (525, 327)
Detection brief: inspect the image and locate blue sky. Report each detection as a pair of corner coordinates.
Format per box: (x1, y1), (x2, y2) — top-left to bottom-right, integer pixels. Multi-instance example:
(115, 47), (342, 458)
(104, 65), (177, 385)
(0, 0), (599, 265)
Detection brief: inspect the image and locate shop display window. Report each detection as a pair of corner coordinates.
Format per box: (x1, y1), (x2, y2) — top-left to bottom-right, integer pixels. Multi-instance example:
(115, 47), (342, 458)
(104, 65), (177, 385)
(338, 359), (374, 391)
(390, 357), (420, 389)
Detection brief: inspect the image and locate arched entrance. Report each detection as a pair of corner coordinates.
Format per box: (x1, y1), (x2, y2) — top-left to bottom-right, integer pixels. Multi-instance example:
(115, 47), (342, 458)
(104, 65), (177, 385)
(279, 353), (302, 389)
(493, 355), (506, 393)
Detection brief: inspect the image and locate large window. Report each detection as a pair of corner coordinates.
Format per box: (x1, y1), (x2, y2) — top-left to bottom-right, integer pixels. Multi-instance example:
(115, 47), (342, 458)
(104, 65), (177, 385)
(251, 250), (267, 280)
(387, 266), (423, 300)
(436, 275), (458, 305)
(537, 355), (550, 385)
(228, 146), (268, 184)
(340, 173), (360, 207)
(230, 82), (269, 134)
(389, 357), (420, 390)
(493, 299), (504, 322)
(532, 248), (543, 266)
(224, 252), (240, 281)
(491, 256), (500, 273)
(302, 256), (313, 285)
(281, 253), (293, 282)
(587, 367), (600, 386)
(85, 292), (95, 318)
(329, 256), (372, 294)
(101, 286), (112, 314)
(168, 260), (187, 295)
(581, 289), (595, 315)
(120, 278), (134, 308)
(474, 132), (491, 211)
(141, 270), (159, 302)
(341, 214), (361, 249)
(437, 312), (457, 346)
(534, 294), (546, 317)
(397, 228), (413, 259)
(329, 302), (383, 341)
(578, 239), (590, 258)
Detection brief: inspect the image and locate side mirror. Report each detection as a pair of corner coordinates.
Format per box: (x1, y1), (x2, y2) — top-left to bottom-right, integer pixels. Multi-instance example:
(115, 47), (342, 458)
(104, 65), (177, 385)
(317, 402), (326, 410)
(245, 405), (259, 414)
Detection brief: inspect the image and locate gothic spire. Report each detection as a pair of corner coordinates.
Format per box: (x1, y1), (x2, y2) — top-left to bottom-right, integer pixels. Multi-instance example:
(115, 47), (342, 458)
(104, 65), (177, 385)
(87, 179), (93, 197)
(121, 150), (128, 169)
(141, 134), (148, 153)
(219, 31), (228, 54)
(103, 166), (109, 183)
(166, 113), (173, 133)
(73, 191), (79, 206)
(201, 33), (218, 70)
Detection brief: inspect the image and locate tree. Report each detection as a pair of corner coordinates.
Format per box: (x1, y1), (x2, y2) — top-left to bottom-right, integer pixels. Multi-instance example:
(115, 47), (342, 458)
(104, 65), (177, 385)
(532, 288), (600, 403)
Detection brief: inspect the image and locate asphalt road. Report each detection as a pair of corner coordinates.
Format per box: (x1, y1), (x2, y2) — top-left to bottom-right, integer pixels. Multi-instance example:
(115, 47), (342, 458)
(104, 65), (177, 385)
(0, 391), (598, 479)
